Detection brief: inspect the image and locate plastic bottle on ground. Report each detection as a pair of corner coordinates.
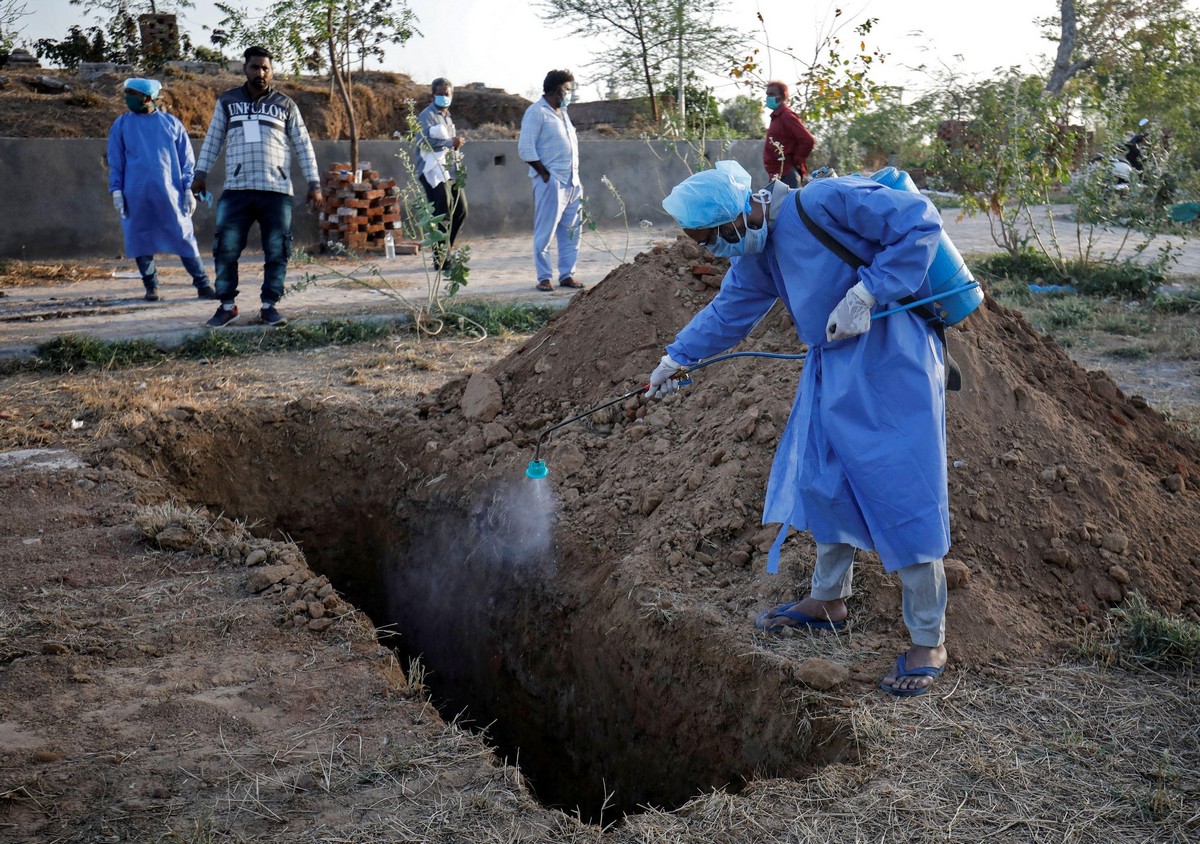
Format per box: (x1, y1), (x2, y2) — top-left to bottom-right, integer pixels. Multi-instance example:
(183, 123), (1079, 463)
(384, 231), (396, 260)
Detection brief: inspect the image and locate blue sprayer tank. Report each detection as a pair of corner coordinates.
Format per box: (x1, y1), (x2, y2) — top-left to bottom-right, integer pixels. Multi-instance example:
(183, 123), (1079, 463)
(868, 167), (983, 325)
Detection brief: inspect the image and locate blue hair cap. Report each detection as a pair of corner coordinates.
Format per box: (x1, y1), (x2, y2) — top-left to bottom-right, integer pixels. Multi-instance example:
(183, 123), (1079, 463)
(661, 160), (754, 229)
(123, 78), (162, 99)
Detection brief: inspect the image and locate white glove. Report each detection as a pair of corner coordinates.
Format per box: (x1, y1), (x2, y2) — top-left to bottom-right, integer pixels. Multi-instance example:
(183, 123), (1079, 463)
(112, 191), (126, 217)
(184, 192), (197, 216)
(645, 354), (686, 399)
(825, 281), (876, 342)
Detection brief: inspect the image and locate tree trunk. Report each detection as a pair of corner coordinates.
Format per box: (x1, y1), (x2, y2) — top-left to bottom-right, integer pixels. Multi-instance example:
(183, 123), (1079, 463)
(1045, 0), (1094, 95)
(632, 12), (659, 123)
(327, 9), (358, 170)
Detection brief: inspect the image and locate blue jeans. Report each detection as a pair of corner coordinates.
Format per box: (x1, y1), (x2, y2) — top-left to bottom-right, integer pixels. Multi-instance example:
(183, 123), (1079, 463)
(136, 255), (210, 289)
(213, 190), (293, 305)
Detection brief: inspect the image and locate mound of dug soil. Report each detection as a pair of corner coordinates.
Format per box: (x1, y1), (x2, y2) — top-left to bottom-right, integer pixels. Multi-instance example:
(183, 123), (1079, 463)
(423, 235), (1200, 669)
(0, 68), (531, 139)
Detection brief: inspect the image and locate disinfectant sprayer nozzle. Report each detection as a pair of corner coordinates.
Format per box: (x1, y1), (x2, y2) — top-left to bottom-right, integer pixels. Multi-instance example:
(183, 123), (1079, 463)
(526, 460), (549, 480)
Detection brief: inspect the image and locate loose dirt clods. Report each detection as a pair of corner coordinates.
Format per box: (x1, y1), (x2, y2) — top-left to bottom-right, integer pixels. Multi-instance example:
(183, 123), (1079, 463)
(0, 237), (1198, 840)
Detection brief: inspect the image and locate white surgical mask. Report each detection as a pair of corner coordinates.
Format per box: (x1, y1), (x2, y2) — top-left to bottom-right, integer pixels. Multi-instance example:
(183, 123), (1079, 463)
(708, 193), (770, 257)
(709, 214), (767, 257)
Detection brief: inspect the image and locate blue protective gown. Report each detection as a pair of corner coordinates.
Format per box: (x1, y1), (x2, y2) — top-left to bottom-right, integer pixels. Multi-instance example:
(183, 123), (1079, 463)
(107, 110), (202, 259)
(666, 176), (950, 572)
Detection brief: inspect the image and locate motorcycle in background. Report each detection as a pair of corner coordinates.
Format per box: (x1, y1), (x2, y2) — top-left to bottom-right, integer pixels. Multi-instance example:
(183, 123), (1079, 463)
(1072, 117), (1175, 214)
(1112, 117), (1151, 187)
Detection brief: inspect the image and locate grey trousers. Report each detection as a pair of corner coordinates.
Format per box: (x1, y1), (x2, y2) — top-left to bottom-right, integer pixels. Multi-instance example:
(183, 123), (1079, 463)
(809, 542), (947, 647)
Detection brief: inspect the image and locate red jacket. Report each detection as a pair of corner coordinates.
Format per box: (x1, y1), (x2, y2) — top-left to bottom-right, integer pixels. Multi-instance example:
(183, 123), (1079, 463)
(764, 104), (815, 180)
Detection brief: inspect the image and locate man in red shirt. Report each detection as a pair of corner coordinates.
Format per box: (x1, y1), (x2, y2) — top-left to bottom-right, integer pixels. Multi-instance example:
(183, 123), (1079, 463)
(763, 81), (815, 187)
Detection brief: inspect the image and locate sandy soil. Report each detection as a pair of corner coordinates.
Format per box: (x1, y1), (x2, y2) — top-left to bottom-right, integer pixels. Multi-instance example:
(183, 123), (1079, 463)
(1, 239), (1198, 841)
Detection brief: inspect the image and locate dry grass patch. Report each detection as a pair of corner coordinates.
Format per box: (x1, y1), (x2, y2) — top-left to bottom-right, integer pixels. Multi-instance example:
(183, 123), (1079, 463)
(614, 666), (1198, 843)
(0, 259), (113, 288)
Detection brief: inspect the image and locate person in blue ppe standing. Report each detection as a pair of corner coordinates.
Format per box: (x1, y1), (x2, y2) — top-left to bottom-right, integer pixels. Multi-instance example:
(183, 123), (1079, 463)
(107, 78), (216, 302)
(647, 161), (951, 697)
(191, 45), (324, 328)
(517, 69), (585, 292)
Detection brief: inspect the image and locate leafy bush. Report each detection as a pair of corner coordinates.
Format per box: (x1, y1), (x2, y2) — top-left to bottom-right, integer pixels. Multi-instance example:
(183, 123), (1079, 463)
(972, 250), (1165, 299)
(973, 251), (1062, 282)
(1068, 260), (1165, 299)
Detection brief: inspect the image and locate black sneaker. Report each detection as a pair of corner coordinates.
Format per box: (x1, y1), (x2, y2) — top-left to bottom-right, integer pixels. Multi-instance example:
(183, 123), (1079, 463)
(144, 287), (161, 302)
(259, 305), (288, 327)
(196, 284), (218, 300)
(206, 305), (239, 327)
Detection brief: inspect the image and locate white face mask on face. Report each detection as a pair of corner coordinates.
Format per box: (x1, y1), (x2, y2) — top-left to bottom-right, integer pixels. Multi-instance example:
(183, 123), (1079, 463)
(707, 193), (770, 258)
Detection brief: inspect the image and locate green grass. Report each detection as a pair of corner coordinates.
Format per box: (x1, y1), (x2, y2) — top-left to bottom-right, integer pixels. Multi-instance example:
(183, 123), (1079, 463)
(32, 319), (401, 373)
(19, 306), (555, 373)
(1092, 311), (1153, 336)
(1104, 345), (1153, 360)
(443, 302), (554, 336)
(1145, 292), (1200, 315)
(1077, 593), (1200, 671)
(1041, 297), (1098, 330)
(35, 335), (167, 372)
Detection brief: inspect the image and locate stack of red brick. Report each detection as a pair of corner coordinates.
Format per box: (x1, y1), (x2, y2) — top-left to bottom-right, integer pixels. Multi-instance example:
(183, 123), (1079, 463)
(319, 162), (419, 254)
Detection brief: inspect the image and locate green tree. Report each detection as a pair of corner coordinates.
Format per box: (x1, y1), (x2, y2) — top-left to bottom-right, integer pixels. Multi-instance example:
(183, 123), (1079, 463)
(720, 94), (762, 137)
(540, 0), (743, 124)
(1041, 0), (1200, 193)
(731, 7), (886, 122)
(215, 0), (417, 171)
(67, 0), (195, 65)
(834, 86), (938, 172)
(34, 24), (118, 67)
(929, 72), (1079, 257)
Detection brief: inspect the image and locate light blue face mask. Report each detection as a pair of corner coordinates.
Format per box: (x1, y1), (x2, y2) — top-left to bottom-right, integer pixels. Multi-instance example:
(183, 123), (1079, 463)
(434, 94), (452, 108)
(709, 213), (768, 258)
(765, 95), (781, 111)
(560, 89), (573, 108)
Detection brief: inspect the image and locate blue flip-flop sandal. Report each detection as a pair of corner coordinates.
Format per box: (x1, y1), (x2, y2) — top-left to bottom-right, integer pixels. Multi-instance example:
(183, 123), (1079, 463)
(879, 652), (946, 697)
(755, 601), (847, 633)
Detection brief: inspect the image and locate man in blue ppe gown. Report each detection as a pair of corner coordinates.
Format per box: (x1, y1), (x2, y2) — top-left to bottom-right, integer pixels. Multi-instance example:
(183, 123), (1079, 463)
(647, 161), (951, 696)
(107, 78), (216, 302)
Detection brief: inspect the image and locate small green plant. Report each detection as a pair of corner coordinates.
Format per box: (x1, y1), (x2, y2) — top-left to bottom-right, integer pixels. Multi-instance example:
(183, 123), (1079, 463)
(1077, 592), (1200, 670)
(580, 175), (639, 264)
(1042, 298), (1097, 330)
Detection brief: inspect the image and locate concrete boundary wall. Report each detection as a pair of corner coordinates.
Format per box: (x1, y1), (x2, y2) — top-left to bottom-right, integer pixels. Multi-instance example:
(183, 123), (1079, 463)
(0, 138), (763, 261)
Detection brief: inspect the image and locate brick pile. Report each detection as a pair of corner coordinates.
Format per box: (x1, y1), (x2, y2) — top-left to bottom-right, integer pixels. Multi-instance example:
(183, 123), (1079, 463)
(318, 161), (419, 254)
